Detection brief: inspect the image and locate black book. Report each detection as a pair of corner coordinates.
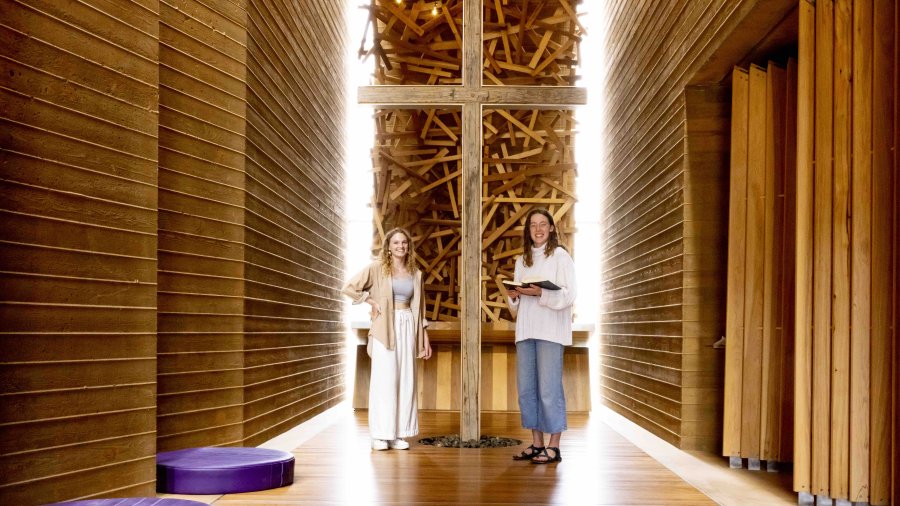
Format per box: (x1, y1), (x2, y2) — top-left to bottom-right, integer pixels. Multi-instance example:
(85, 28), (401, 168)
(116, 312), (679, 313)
(501, 279), (561, 291)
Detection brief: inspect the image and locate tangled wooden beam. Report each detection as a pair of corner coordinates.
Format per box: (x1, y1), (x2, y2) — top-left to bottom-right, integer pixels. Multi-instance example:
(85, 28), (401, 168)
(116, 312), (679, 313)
(364, 0), (582, 323)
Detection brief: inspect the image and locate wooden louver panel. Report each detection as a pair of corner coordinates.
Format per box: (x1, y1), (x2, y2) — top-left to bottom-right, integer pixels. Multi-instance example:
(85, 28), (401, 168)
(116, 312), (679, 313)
(793, 1), (897, 504)
(722, 60), (797, 465)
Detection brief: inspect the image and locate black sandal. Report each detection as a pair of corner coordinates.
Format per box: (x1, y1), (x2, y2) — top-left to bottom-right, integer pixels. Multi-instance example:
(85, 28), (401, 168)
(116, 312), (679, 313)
(531, 447), (562, 464)
(512, 444), (545, 460)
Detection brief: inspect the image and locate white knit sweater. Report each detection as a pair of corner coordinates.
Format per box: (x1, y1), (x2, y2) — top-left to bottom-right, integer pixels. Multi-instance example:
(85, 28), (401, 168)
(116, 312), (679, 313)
(507, 246), (576, 346)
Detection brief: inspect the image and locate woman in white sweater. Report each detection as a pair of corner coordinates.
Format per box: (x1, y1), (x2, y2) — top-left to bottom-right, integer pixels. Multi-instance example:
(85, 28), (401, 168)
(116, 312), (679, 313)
(507, 209), (576, 464)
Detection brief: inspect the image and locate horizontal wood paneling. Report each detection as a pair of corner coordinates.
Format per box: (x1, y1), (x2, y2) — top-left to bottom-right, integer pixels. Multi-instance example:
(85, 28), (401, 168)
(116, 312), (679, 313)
(242, 0), (348, 446)
(0, 0), (160, 503)
(2, 0), (352, 502)
(156, 0), (248, 451)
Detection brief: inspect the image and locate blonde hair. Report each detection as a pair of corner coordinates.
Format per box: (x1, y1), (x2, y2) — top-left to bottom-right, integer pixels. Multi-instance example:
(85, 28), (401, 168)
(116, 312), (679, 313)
(380, 228), (418, 275)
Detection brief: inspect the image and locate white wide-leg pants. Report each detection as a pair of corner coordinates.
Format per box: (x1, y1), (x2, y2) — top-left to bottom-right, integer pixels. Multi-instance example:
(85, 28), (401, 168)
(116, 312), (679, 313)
(368, 308), (418, 440)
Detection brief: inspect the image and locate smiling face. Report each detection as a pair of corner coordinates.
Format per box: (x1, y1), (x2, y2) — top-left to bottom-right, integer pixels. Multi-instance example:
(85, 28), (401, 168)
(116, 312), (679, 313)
(528, 213), (554, 248)
(387, 231), (409, 261)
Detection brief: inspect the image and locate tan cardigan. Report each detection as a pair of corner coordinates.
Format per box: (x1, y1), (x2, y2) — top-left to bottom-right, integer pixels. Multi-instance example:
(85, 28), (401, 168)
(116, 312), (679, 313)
(342, 261), (429, 358)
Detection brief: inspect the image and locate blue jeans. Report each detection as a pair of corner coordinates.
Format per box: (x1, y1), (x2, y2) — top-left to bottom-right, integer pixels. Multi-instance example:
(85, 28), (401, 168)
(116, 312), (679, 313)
(516, 338), (567, 434)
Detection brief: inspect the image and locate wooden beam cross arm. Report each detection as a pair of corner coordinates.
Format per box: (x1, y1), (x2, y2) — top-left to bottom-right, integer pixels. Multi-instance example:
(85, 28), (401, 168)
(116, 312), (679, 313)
(358, 85), (587, 108)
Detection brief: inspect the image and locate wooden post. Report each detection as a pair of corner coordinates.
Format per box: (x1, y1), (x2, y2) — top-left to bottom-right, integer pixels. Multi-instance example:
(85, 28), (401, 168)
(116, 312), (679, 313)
(459, 0), (482, 442)
(460, 101), (481, 440)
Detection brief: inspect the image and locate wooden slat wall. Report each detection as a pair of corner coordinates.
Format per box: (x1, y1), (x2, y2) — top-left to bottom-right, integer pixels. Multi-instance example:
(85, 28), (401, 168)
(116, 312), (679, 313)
(1, 0), (351, 501)
(157, 0), (350, 450)
(721, 61), (796, 464)
(353, 344), (591, 412)
(156, 0), (249, 451)
(794, 0), (897, 504)
(242, 0), (349, 446)
(0, 1), (160, 504)
(682, 85), (730, 452)
(599, 0), (794, 450)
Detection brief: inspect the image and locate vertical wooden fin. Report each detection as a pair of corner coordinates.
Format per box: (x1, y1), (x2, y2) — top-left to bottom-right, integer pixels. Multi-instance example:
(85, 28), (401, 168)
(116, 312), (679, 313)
(794, 0), (816, 494)
(812, 0), (834, 495)
(723, 67), (750, 458)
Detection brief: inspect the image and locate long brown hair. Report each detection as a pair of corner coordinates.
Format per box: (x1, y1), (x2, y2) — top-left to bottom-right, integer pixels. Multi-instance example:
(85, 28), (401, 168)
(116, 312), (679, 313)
(522, 208), (560, 267)
(380, 227), (418, 275)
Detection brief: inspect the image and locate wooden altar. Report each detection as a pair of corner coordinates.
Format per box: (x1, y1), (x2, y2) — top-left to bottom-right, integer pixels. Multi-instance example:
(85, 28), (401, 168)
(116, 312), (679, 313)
(352, 321), (594, 412)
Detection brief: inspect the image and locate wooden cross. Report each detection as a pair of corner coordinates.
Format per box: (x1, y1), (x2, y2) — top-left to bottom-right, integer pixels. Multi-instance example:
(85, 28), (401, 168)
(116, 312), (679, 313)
(359, 0), (586, 441)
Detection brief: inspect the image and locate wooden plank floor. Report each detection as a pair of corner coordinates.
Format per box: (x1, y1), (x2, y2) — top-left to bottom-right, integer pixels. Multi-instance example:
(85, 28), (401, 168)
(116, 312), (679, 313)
(211, 411), (715, 505)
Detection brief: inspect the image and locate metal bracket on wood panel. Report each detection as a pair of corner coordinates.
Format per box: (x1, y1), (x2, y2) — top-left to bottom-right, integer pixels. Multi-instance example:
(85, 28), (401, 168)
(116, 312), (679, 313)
(766, 460), (779, 472)
(815, 496), (833, 506)
(728, 455), (742, 468)
(798, 492), (815, 505)
(748, 457), (761, 471)
(833, 500), (851, 506)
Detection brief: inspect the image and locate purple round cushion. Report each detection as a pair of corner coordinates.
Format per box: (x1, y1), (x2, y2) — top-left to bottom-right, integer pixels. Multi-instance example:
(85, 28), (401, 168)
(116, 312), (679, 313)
(156, 447), (294, 495)
(46, 500), (207, 506)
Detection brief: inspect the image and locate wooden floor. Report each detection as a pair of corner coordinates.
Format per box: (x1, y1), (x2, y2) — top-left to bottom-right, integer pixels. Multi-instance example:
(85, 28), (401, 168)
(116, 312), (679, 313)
(208, 410), (716, 505)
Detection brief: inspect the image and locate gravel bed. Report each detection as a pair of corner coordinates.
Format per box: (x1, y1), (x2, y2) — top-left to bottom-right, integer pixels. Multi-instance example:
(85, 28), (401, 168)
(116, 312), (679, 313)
(417, 435), (522, 448)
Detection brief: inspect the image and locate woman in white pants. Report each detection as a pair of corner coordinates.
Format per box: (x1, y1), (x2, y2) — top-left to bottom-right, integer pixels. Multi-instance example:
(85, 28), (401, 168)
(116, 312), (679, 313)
(343, 228), (432, 450)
